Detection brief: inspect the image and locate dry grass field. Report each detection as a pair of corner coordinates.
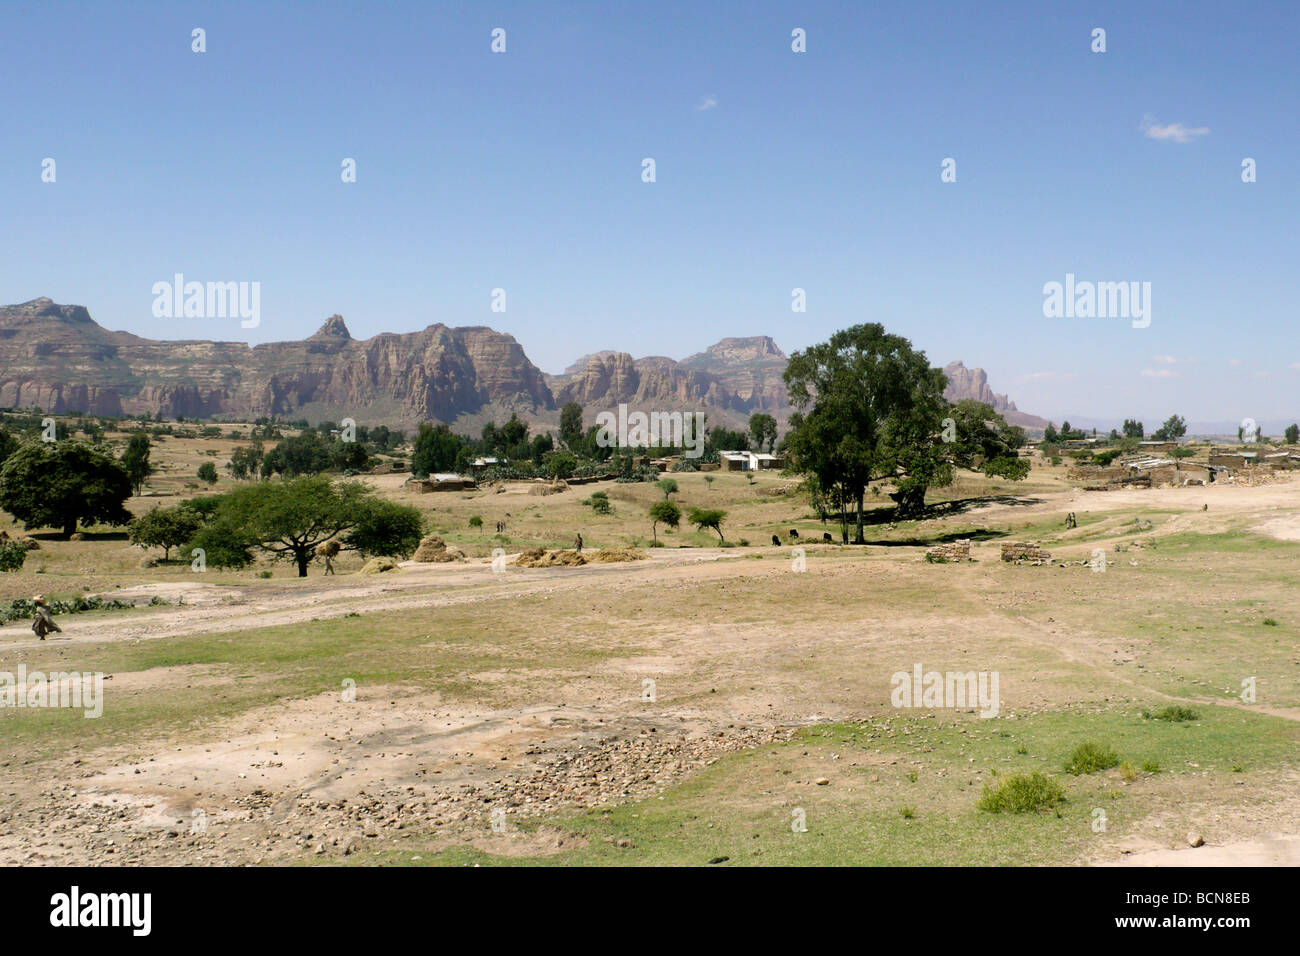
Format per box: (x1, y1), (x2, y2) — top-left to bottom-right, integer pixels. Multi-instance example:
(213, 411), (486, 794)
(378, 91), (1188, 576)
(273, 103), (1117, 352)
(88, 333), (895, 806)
(2, 428), (1299, 866)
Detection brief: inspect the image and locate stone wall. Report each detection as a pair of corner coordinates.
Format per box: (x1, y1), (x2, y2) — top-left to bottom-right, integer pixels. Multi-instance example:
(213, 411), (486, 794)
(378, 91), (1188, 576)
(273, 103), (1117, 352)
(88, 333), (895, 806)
(925, 539), (971, 562)
(1000, 542), (1052, 564)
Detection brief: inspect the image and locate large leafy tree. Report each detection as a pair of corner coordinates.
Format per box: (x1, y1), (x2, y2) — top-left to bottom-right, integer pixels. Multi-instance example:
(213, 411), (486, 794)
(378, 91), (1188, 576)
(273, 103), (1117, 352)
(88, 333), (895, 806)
(748, 413), (778, 453)
(687, 507), (727, 544)
(411, 423), (465, 477)
(559, 402), (585, 451)
(784, 325), (1029, 532)
(0, 440), (133, 538)
(887, 400), (1029, 517)
(649, 500), (681, 542)
(783, 324), (947, 542)
(192, 476), (422, 576)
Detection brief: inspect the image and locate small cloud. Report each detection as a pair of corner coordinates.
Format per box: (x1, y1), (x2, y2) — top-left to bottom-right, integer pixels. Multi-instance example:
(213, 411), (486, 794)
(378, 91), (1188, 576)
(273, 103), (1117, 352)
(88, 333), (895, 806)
(1290, 362), (1300, 370)
(1152, 355), (1198, 365)
(1140, 368), (1179, 379)
(1228, 358), (1242, 366)
(1254, 370), (1271, 379)
(695, 95), (718, 112)
(1141, 114), (1210, 143)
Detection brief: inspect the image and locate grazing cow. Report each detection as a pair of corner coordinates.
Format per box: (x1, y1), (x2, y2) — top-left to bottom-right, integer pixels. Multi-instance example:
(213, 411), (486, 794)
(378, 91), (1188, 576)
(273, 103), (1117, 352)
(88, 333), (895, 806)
(1064, 512), (1077, 529)
(788, 529), (799, 539)
(771, 534), (781, 546)
(823, 532), (833, 543)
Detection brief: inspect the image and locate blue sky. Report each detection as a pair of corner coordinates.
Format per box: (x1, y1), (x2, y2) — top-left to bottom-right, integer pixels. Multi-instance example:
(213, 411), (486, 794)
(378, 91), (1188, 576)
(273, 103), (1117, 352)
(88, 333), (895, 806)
(2, 0), (1296, 426)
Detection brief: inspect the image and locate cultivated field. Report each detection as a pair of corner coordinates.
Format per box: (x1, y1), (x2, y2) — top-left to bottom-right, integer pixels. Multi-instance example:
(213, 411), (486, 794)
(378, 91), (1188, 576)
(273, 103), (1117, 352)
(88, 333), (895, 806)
(2, 432), (1299, 866)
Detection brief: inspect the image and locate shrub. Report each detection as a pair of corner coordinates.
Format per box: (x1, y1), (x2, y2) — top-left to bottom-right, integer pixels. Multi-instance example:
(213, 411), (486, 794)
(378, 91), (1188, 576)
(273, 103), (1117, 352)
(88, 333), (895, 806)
(977, 772), (1066, 813)
(468, 515), (483, 529)
(1142, 705), (1198, 723)
(1064, 741), (1119, 775)
(0, 540), (27, 572)
(1262, 617), (1278, 627)
(1141, 759), (1160, 773)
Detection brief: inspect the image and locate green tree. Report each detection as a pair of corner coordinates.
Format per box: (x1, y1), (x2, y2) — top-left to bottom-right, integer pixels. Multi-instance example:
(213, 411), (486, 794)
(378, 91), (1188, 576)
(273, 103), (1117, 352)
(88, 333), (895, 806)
(227, 442), (264, 480)
(411, 423), (465, 477)
(261, 431), (334, 477)
(649, 500), (681, 542)
(559, 402), (585, 451)
(784, 324), (946, 541)
(129, 505), (203, 560)
(0, 440), (132, 539)
(197, 461), (219, 485)
(1151, 414), (1187, 442)
(197, 476), (422, 576)
(687, 507), (727, 544)
(1042, 422), (1059, 444)
(0, 429), (20, 470)
(544, 451), (577, 479)
(748, 413), (778, 453)
(120, 433), (154, 495)
(1122, 419), (1144, 439)
(1285, 424), (1298, 445)
(656, 478), (678, 499)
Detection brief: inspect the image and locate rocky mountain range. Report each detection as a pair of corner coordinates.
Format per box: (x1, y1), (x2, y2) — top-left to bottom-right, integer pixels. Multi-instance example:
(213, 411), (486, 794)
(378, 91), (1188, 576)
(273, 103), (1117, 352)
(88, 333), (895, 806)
(0, 298), (1047, 432)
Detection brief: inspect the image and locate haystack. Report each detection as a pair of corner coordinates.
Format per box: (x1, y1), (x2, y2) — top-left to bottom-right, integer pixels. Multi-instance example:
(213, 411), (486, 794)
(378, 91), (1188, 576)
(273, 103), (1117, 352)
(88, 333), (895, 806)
(359, 556), (401, 574)
(412, 534), (466, 563)
(529, 481), (568, 496)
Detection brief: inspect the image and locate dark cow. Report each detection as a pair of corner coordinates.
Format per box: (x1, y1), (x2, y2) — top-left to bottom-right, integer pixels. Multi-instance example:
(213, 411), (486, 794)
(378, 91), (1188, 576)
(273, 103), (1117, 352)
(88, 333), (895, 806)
(788, 529), (799, 539)
(771, 534), (781, 546)
(823, 532), (833, 543)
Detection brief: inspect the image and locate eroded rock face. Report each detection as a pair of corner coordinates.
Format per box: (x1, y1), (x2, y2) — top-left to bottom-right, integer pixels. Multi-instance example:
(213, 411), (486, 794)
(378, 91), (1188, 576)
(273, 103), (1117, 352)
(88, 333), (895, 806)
(0, 299), (554, 425)
(942, 360), (1049, 430)
(0, 298), (1049, 431)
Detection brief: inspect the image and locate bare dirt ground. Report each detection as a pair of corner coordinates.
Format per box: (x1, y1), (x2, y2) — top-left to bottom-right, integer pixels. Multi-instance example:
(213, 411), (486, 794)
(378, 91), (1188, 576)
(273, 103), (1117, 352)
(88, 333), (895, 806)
(2, 474), (1298, 866)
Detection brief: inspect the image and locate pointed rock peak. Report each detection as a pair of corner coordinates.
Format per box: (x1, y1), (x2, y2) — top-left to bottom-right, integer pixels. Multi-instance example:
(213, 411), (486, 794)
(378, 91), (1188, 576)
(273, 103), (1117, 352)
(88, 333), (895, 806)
(313, 314), (351, 339)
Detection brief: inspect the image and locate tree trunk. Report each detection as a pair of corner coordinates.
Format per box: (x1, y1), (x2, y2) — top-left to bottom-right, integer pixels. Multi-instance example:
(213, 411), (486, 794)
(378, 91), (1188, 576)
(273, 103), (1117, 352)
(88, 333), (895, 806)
(854, 489), (865, 544)
(296, 551), (310, 577)
(62, 519), (76, 540)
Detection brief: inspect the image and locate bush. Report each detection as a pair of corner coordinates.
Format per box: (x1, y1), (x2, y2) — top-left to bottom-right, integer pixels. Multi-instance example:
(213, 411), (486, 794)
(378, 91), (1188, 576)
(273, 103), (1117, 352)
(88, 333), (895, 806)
(1064, 741), (1119, 775)
(977, 772), (1066, 813)
(0, 540), (27, 572)
(1142, 705), (1199, 722)
(468, 515), (483, 529)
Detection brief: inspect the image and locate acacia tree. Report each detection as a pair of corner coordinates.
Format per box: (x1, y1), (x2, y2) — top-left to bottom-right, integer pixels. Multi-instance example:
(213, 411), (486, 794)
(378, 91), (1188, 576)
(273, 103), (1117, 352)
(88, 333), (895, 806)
(649, 500), (680, 542)
(193, 476), (423, 576)
(687, 507), (727, 544)
(0, 440), (132, 538)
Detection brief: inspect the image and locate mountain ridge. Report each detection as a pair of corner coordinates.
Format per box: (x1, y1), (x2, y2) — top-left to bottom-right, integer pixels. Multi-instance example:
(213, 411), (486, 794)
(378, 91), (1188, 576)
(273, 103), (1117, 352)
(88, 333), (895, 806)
(0, 299), (1047, 432)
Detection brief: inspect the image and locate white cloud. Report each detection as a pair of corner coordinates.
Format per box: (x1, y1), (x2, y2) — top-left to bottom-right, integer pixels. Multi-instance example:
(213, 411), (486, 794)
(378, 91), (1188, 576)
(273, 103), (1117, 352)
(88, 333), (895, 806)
(1140, 115), (1210, 143)
(1140, 368), (1179, 379)
(1227, 358), (1242, 366)
(695, 95), (718, 112)
(1290, 362), (1300, 370)
(1152, 355), (1198, 365)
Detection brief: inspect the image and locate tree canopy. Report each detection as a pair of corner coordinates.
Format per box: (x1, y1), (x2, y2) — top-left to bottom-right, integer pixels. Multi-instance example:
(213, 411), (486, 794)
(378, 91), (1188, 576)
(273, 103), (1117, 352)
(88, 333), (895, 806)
(0, 440), (133, 538)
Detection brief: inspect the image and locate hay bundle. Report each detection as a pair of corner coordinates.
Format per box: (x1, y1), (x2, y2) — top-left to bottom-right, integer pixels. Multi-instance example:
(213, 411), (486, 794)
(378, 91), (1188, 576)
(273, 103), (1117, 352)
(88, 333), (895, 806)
(514, 548), (586, 568)
(319, 540), (341, 558)
(586, 547), (647, 563)
(359, 556), (401, 574)
(412, 534), (465, 563)
(529, 481), (568, 496)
